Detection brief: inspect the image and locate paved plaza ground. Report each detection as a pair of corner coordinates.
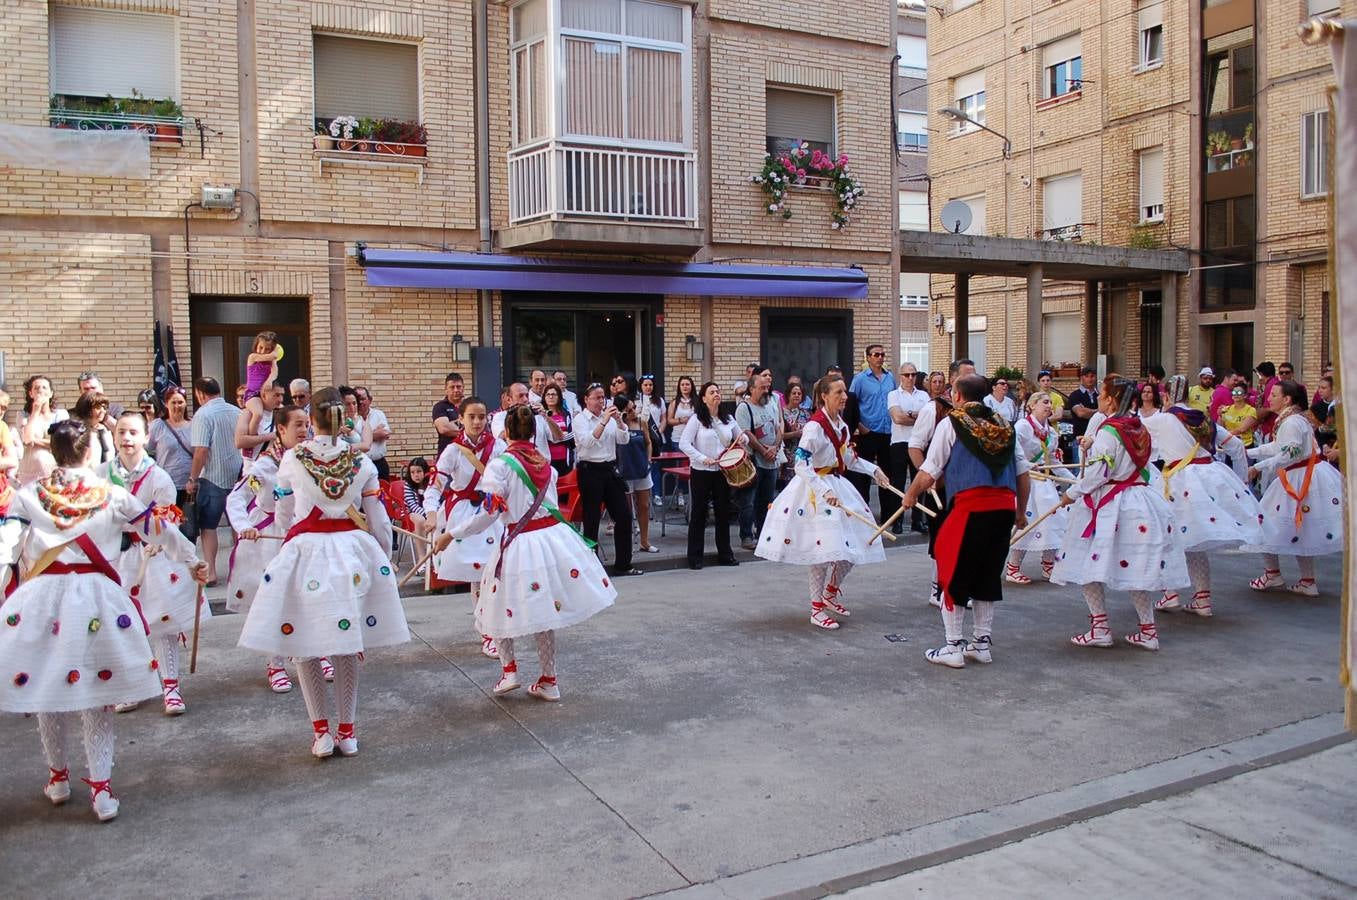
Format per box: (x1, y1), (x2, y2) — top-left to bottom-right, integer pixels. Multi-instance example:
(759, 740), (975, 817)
(0, 535), (1349, 898)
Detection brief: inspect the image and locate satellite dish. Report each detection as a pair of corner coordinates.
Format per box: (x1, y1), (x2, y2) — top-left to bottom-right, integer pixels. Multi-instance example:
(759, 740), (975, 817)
(940, 200), (973, 235)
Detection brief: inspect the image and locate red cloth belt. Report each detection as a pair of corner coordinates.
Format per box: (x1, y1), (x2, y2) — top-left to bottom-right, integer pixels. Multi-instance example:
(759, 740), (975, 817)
(40, 562), (109, 578)
(934, 486), (1015, 612)
(1167, 455), (1212, 469)
(518, 515), (558, 535)
(442, 487), (482, 516)
(1081, 476), (1144, 539)
(284, 508), (360, 543)
(41, 534), (150, 635)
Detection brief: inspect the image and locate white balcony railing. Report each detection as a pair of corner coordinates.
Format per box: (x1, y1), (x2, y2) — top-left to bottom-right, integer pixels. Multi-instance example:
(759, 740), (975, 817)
(508, 142), (697, 226)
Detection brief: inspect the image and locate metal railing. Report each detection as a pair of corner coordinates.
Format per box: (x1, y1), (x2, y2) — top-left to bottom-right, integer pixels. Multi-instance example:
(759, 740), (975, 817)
(48, 110), (184, 145)
(1042, 224), (1083, 242)
(1207, 144), (1254, 173)
(508, 142), (697, 226)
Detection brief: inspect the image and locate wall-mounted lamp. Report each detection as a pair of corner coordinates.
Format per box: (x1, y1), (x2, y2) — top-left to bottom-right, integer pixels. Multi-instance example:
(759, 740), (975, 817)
(684, 334), (705, 363)
(452, 334), (472, 363)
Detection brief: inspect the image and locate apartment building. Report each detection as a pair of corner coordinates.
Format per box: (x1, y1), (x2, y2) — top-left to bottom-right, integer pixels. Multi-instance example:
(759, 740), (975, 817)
(922, 0), (1347, 383)
(0, 0), (897, 462)
(896, 0), (931, 370)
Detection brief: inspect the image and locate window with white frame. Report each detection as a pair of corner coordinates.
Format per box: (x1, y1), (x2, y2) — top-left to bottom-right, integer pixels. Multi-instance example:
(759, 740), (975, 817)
(1139, 147), (1164, 222)
(897, 35), (927, 77)
(766, 88), (836, 158)
(1301, 110), (1330, 198)
(957, 193), (986, 235)
(899, 337), (930, 371)
(953, 0), (980, 10)
(1043, 313), (1081, 367)
(1307, 0), (1339, 16)
(953, 70), (986, 132)
(511, 0), (691, 149)
(1042, 34), (1082, 100)
(900, 273), (930, 307)
(899, 189), (929, 230)
(49, 5), (179, 103)
(897, 111), (928, 153)
(314, 34), (420, 123)
(1138, 2), (1164, 69)
(1042, 172), (1083, 239)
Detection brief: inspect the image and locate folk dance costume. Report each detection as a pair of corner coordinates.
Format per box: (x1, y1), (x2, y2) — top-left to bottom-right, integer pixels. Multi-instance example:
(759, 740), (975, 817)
(755, 411), (885, 630)
(1005, 415), (1072, 584)
(1143, 406), (1262, 616)
(0, 468), (202, 820)
(1051, 415), (1188, 651)
(908, 395), (953, 607)
(224, 446), (295, 692)
(102, 456), (207, 715)
(1245, 407), (1344, 596)
(238, 439), (409, 758)
(448, 441), (615, 701)
(426, 430), (506, 658)
(915, 404), (1024, 668)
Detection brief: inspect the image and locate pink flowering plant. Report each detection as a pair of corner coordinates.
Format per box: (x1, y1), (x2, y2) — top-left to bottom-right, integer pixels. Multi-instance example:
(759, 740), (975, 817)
(750, 142), (865, 229)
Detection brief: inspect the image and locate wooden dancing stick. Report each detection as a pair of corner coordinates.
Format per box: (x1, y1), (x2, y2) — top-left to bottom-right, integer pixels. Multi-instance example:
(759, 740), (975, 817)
(392, 524), (432, 546)
(869, 505), (906, 545)
(1010, 503), (1065, 547)
(399, 546), (438, 588)
(189, 583), (205, 674)
(1029, 472), (1079, 485)
(882, 482), (937, 518)
(837, 504), (898, 542)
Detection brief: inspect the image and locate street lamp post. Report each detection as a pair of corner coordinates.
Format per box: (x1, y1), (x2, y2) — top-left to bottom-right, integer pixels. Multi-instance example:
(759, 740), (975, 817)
(938, 106), (1012, 160)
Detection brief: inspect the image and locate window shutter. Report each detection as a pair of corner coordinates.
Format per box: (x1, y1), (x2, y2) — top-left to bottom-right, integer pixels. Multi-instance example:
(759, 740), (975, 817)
(1139, 2), (1163, 31)
(49, 6), (178, 100)
(1307, 0), (1339, 16)
(960, 194), (986, 235)
(1140, 147), (1164, 214)
(313, 35), (420, 122)
(1043, 314), (1081, 365)
(766, 89), (835, 147)
(898, 111), (927, 135)
(899, 190), (928, 229)
(897, 35), (927, 70)
(1043, 173), (1082, 231)
(953, 69), (985, 101)
(1042, 34), (1081, 69)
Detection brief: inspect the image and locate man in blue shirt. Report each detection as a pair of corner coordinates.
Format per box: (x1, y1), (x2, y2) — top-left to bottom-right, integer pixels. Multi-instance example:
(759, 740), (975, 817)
(849, 344), (897, 520)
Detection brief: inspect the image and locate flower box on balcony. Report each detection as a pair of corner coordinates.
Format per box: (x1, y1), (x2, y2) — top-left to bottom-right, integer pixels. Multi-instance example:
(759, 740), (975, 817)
(316, 116), (427, 158)
(49, 93), (184, 146)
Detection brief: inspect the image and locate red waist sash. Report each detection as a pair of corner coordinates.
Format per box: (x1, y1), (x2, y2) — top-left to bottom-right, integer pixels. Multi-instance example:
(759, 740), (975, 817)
(1167, 455), (1212, 469)
(285, 508), (361, 543)
(518, 515), (558, 535)
(1081, 476), (1145, 539)
(935, 486), (1015, 612)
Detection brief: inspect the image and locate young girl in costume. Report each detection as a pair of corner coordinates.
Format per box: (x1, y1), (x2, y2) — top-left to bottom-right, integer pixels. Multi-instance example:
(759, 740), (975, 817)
(1051, 377), (1188, 651)
(755, 374), (891, 630)
(1005, 392), (1074, 584)
(425, 396), (506, 659)
(1245, 381), (1345, 596)
(238, 388), (408, 759)
(0, 420), (207, 821)
(240, 330), (283, 450)
(226, 404), (312, 693)
(440, 405), (615, 701)
(102, 411), (207, 716)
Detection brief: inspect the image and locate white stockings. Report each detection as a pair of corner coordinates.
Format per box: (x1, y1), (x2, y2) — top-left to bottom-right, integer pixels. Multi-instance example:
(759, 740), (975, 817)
(497, 631), (557, 679)
(295, 654), (360, 734)
(939, 600), (994, 643)
(37, 707), (115, 787)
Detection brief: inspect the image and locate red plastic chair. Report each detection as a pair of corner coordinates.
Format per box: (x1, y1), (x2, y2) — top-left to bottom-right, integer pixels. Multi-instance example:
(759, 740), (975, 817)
(380, 479), (417, 567)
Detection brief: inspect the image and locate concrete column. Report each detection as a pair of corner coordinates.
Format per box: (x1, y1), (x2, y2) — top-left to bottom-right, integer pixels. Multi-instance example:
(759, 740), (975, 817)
(1084, 280), (1100, 366)
(328, 241), (348, 385)
(699, 295), (714, 383)
(236, 0), (260, 232)
(953, 273), (969, 360)
(1160, 271), (1178, 373)
(1025, 265), (1043, 380)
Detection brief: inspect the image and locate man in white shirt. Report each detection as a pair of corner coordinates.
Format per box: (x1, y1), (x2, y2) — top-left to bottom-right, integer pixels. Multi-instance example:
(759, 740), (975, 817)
(356, 386), (392, 479)
(553, 370), (582, 415)
(491, 382), (564, 459)
(909, 358), (976, 606)
(528, 370), (549, 405)
(573, 383), (641, 577)
(887, 363), (931, 534)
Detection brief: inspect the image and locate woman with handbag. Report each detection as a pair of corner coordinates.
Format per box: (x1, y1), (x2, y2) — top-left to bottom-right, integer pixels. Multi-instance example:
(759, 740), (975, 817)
(147, 386), (196, 540)
(678, 382), (748, 570)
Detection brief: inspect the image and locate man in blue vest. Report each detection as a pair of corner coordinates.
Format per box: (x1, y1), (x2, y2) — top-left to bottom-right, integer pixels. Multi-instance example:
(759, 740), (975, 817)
(900, 375), (1030, 669)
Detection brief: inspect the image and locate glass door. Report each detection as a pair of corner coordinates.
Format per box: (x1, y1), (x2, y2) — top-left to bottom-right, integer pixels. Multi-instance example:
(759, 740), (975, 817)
(190, 297), (310, 404)
(505, 296), (654, 396)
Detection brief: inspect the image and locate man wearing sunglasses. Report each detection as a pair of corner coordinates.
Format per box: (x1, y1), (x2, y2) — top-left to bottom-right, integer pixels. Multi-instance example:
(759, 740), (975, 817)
(848, 344), (897, 522)
(288, 378), (312, 415)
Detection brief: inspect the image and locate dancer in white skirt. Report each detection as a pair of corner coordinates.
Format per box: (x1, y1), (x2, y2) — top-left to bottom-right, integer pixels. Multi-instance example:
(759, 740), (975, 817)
(425, 396), (505, 659)
(441, 405), (615, 701)
(1144, 385), (1263, 617)
(1005, 392), (1073, 584)
(225, 404), (310, 693)
(101, 411), (207, 716)
(1051, 377), (1189, 651)
(0, 420), (206, 821)
(1245, 381), (1345, 597)
(756, 374), (890, 630)
(238, 388), (409, 758)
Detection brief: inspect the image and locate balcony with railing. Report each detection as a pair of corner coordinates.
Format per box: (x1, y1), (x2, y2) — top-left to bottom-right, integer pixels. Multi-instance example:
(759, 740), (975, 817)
(49, 96), (184, 146)
(508, 142), (696, 225)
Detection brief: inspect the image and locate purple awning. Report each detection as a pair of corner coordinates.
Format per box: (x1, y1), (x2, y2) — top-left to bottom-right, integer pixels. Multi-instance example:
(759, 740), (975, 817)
(359, 249), (869, 299)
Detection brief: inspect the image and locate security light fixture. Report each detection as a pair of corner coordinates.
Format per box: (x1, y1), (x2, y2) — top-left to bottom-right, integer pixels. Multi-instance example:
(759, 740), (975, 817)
(938, 107), (1012, 159)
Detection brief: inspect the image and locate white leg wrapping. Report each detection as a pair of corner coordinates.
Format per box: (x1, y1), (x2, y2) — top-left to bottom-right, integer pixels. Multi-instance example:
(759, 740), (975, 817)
(534, 630), (557, 678)
(1130, 591), (1155, 625)
(1082, 583), (1108, 616)
(332, 654), (360, 726)
(1262, 553), (1281, 572)
(1007, 549), (1024, 568)
(1298, 556), (1316, 580)
(940, 604), (966, 643)
(972, 600), (995, 640)
(37, 712), (69, 772)
(809, 564), (831, 606)
(497, 637), (516, 668)
(1187, 552), (1211, 595)
(294, 657), (330, 725)
(830, 560), (853, 590)
(80, 707), (115, 783)
(156, 635), (180, 683)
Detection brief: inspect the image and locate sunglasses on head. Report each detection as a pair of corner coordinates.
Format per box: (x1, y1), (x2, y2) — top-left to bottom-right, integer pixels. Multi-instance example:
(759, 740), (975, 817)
(586, 382), (604, 392)
(77, 371), (96, 381)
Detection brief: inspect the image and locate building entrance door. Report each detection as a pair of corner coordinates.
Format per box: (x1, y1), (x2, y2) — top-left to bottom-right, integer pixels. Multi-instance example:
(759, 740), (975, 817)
(762, 310), (853, 389)
(189, 297), (310, 401)
(505, 295), (657, 396)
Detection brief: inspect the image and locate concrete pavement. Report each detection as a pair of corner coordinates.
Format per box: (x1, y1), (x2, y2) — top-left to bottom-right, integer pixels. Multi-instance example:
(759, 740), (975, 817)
(0, 542), (1347, 898)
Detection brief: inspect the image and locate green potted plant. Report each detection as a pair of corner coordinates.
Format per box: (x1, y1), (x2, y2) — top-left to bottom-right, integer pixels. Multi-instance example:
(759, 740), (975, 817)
(314, 118), (335, 150)
(328, 115), (359, 150)
(150, 97), (182, 143)
(355, 117), (380, 153)
(375, 119), (427, 156)
(993, 365), (1024, 384)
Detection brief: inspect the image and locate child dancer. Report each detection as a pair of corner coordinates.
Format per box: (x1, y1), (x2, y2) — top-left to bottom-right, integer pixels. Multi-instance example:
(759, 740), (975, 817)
(0, 420), (206, 821)
(238, 388), (409, 758)
(1051, 377), (1188, 651)
(1246, 380), (1345, 596)
(226, 404), (313, 692)
(756, 374), (891, 630)
(1005, 391), (1074, 584)
(240, 330), (283, 449)
(103, 411), (207, 715)
(425, 396), (505, 659)
(441, 405), (615, 701)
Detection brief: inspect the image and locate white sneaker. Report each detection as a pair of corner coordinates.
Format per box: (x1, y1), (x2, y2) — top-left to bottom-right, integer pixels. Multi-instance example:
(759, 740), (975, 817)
(925, 641), (966, 669)
(494, 669), (521, 694)
(44, 769), (70, 805)
(311, 731), (335, 759)
(963, 636), (993, 664)
(1288, 580), (1319, 597)
(90, 789), (119, 823)
(336, 735), (359, 757)
(114, 701), (139, 713)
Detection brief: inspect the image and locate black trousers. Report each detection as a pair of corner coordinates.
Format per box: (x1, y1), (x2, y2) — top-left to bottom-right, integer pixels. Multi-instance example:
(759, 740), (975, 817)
(889, 442), (925, 531)
(577, 461), (633, 572)
(850, 431), (892, 521)
(372, 456), (391, 480)
(688, 469), (734, 564)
